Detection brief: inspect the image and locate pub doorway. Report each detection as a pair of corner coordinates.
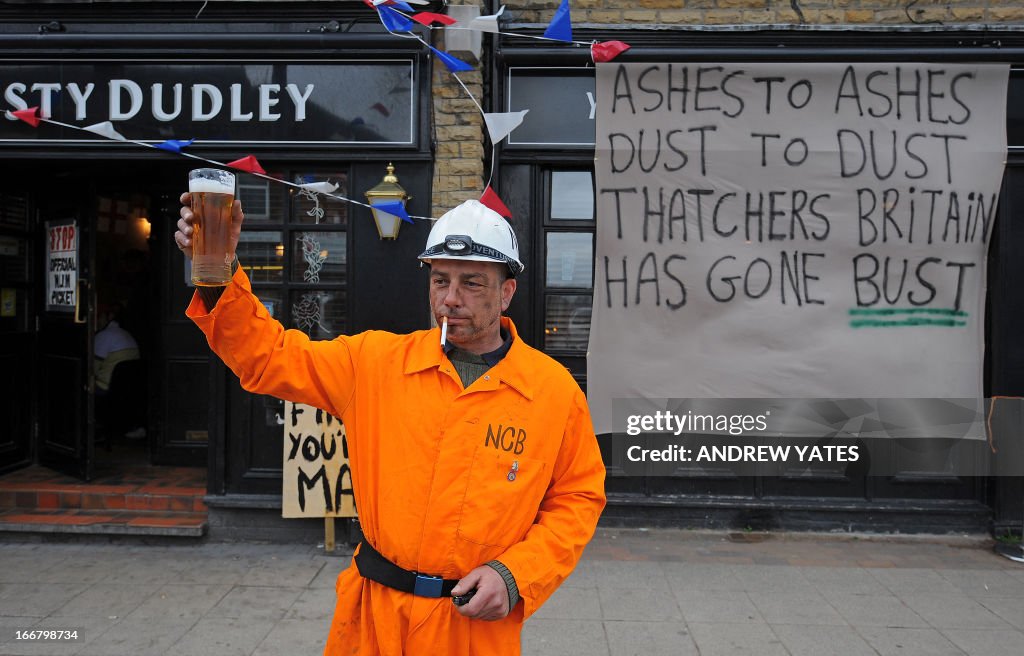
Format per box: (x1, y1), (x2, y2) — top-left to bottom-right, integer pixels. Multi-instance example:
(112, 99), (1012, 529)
(0, 159), (208, 481)
(90, 182), (157, 469)
(0, 160), (210, 535)
(81, 159), (209, 476)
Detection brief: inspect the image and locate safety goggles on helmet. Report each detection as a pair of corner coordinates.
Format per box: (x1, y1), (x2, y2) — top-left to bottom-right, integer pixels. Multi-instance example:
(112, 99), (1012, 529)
(418, 200), (525, 277)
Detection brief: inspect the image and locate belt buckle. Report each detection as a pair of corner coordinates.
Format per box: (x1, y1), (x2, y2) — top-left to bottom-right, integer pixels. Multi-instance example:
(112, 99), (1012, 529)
(413, 574), (444, 598)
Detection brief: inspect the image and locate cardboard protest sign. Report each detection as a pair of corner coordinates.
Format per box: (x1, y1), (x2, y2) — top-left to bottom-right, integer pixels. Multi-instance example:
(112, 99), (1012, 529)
(282, 401), (356, 518)
(589, 63), (1009, 435)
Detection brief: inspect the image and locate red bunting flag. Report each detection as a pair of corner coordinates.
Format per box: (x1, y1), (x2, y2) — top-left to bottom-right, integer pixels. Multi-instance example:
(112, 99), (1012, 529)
(480, 186), (512, 219)
(10, 107), (41, 127)
(411, 12), (457, 26)
(226, 155), (267, 175)
(591, 40), (631, 63)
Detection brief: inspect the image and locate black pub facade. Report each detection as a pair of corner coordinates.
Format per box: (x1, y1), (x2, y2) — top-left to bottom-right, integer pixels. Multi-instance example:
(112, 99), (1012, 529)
(1, 0), (1023, 539)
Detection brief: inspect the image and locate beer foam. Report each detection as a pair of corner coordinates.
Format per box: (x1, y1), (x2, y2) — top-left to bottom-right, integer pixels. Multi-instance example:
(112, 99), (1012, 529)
(189, 176), (235, 195)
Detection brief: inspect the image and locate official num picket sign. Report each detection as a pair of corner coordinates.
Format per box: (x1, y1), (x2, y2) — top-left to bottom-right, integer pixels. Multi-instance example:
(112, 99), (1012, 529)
(45, 219), (77, 313)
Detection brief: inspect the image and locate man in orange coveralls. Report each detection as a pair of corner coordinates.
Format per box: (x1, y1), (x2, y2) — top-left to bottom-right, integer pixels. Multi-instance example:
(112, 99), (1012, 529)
(176, 194), (606, 655)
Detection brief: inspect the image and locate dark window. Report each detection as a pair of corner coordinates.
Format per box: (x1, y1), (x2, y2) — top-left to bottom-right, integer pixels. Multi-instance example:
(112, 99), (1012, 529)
(1008, 68), (1024, 148)
(0, 193), (31, 333)
(540, 169), (594, 357)
(506, 68), (595, 148)
(238, 169), (349, 339)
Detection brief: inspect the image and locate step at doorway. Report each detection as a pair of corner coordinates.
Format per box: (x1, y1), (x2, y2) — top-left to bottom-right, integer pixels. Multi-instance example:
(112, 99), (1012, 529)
(0, 463), (207, 538)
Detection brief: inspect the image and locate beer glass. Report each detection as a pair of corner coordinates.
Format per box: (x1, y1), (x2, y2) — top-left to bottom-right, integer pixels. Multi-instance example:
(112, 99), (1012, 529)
(189, 168), (236, 286)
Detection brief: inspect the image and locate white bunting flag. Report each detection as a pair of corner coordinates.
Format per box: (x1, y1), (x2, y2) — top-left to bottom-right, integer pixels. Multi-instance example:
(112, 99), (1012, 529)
(82, 121), (126, 141)
(298, 181), (340, 194)
(483, 109), (528, 145)
(469, 5), (505, 33)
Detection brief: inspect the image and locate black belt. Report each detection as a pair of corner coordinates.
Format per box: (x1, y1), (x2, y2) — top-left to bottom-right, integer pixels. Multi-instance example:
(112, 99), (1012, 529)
(354, 541), (460, 599)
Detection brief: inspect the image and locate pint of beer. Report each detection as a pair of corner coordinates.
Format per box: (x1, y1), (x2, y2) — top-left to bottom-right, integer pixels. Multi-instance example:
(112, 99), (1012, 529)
(189, 168), (236, 286)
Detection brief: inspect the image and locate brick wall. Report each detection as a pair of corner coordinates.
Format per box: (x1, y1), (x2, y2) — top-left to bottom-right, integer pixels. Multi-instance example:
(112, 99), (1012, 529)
(429, 0), (1023, 216)
(430, 3), (487, 216)
(504, 0), (1024, 25)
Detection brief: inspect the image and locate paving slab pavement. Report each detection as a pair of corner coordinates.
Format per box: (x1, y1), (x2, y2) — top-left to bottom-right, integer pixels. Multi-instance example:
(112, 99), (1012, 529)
(0, 529), (1021, 655)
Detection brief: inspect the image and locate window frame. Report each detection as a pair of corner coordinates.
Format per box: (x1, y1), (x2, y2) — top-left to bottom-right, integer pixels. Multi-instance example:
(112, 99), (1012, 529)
(535, 166), (596, 382)
(241, 166), (351, 339)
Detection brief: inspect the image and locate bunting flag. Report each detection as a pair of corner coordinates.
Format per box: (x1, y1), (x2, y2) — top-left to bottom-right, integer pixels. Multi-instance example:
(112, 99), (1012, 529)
(480, 186), (513, 219)
(298, 181), (340, 194)
(429, 45), (474, 72)
(82, 121), (127, 141)
(4, 109), (444, 225)
(359, 0), (593, 48)
(4, 3), (604, 232)
(483, 110), (528, 145)
(370, 0), (420, 10)
(155, 138), (195, 153)
(592, 40), (631, 63)
(543, 0), (573, 43)
(378, 6), (415, 32)
(411, 12), (457, 27)
(9, 107), (41, 127)
(468, 5), (505, 33)
(226, 155), (267, 175)
(371, 200), (414, 224)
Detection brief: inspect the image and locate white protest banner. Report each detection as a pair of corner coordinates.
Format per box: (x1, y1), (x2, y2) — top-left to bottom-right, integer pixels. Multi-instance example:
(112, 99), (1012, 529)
(45, 220), (77, 312)
(282, 401), (356, 518)
(589, 63), (1009, 435)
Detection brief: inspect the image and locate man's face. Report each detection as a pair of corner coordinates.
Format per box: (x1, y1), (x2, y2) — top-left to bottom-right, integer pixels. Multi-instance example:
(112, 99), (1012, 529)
(429, 259), (516, 354)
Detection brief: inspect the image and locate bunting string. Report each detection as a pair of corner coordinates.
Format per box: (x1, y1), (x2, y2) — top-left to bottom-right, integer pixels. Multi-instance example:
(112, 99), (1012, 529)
(5, 109), (420, 225)
(374, 1), (631, 215)
(388, 2), (624, 54)
(5, 2), (628, 225)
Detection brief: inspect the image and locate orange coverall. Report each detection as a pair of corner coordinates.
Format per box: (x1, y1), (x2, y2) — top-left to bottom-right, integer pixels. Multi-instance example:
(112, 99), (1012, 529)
(188, 268), (607, 655)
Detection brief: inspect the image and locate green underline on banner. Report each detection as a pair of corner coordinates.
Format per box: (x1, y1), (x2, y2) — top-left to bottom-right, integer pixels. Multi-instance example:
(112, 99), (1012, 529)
(849, 318), (968, 328)
(848, 308), (969, 318)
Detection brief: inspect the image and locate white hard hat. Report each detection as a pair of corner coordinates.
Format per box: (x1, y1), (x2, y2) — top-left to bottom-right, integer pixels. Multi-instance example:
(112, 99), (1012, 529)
(418, 200), (525, 276)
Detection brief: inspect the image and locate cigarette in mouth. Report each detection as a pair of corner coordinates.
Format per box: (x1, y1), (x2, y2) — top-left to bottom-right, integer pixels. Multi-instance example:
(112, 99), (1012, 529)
(440, 316), (448, 346)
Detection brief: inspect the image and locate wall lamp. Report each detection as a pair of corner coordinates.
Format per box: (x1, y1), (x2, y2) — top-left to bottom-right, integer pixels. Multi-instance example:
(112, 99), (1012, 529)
(364, 163), (409, 240)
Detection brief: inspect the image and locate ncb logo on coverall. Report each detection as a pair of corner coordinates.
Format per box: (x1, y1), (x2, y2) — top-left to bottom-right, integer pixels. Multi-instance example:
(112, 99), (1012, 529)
(485, 423), (527, 455)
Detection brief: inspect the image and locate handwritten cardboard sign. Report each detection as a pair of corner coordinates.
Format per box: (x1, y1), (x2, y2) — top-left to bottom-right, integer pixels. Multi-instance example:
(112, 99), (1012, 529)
(588, 63), (1009, 434)
(282, 401), (356, 518)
